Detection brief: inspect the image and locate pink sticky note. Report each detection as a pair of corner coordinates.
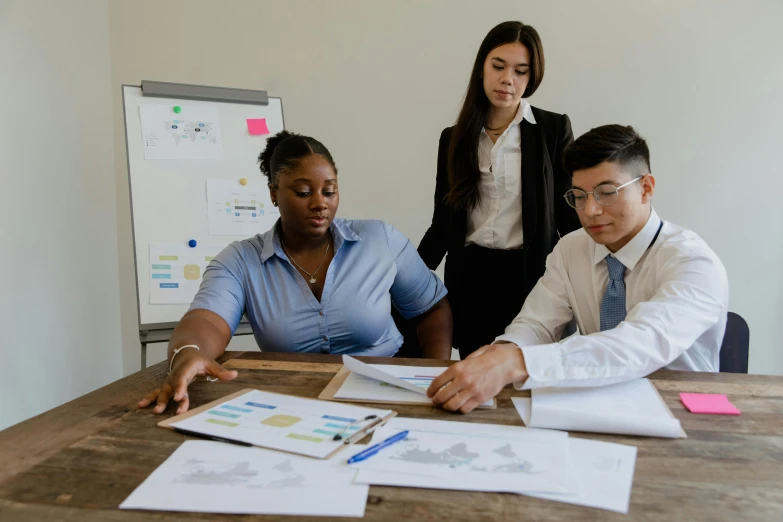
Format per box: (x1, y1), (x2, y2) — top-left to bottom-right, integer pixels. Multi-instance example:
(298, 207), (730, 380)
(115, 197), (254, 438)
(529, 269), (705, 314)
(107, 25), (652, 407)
(247, 118), (270, 135)
(680, 393), (741, 415)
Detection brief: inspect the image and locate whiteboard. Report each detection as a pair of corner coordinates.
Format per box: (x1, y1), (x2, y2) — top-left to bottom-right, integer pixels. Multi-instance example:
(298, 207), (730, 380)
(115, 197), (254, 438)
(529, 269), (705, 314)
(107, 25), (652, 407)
(122, 85), (285, 327)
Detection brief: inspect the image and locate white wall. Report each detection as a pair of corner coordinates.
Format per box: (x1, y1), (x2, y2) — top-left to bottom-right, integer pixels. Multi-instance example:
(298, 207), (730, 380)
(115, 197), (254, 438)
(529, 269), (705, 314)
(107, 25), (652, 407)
(0, 0), (122, 430)
(108, 0), (783, 375)
(0, 0), (779, 429)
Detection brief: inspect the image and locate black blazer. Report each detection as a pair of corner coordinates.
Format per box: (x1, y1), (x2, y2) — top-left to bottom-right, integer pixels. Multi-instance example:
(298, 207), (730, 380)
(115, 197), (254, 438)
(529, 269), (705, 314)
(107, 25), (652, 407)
(418, 107), (581, 296)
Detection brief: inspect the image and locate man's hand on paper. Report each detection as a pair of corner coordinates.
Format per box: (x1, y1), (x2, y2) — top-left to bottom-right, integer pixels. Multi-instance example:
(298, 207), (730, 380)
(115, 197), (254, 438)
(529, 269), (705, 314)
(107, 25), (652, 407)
(427, 342), (528, 413)
(137, 350), (238, 415)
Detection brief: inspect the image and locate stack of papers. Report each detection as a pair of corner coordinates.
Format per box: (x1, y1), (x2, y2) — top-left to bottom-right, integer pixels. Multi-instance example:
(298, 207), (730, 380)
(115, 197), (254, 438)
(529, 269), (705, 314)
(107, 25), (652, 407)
(354, 418), (638, 514)
(322, 355), (495, 408)
(511, 379), (685, 438)
(124, 383), (647, 515)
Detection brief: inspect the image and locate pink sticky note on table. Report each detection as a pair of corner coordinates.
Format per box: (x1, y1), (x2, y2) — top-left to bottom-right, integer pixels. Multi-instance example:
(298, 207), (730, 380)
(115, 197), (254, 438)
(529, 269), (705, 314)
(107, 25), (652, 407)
(247, 118), (270, 135)
(680, 393), (741, 415)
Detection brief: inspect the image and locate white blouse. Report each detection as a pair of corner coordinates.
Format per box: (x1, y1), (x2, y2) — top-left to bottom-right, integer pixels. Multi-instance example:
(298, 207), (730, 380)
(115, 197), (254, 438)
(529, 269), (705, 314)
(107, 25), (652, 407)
(465, 99), (536, 249)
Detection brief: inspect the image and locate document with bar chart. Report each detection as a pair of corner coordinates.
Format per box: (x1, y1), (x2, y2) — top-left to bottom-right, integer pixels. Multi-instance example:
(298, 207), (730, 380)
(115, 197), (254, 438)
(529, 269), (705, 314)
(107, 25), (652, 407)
(161, 389), (395, 459)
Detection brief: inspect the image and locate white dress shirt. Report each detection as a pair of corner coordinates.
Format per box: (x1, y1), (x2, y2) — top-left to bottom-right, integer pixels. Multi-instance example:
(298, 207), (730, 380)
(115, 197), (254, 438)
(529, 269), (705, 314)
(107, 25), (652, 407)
(496, 209), (729, 389)
(465, 100), (536, 249)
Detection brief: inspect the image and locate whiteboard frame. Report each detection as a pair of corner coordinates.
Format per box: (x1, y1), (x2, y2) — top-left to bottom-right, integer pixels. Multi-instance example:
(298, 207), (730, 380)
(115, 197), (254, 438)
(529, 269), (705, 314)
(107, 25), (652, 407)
(121, 82), (284, 361)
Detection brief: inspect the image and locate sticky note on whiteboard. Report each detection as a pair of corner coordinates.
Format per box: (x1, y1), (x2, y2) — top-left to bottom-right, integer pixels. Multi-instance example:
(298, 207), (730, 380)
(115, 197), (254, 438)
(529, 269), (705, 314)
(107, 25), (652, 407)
(247, 118), (270, 135)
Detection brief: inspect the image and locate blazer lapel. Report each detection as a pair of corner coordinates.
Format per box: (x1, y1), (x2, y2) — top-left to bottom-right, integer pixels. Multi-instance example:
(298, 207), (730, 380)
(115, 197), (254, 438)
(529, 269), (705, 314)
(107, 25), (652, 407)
(520, 120), (542, 246)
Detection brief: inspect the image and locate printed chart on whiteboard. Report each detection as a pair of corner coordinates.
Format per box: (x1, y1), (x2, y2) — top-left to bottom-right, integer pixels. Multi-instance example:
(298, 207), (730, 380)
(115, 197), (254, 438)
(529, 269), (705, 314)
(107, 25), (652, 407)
(206, 179), (279, 237)
(140, 104), (224, 160)
(148, 242), (225, 304)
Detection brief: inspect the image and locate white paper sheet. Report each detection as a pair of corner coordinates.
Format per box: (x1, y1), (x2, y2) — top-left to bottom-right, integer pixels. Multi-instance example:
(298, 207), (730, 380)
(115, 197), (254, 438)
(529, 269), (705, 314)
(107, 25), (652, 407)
(512, 378), (684, 438)
(169, 390), (393, 459)
(120, 440), (368, 517)
(140, 104), (223, 160)
(355, 417), (637, 514)
(342, 355), (425, 394)
(358, 425), (571, 493)
(149, 242), (226, 304)
(206, 178), (279, 237)
(336, 359), (494, 408)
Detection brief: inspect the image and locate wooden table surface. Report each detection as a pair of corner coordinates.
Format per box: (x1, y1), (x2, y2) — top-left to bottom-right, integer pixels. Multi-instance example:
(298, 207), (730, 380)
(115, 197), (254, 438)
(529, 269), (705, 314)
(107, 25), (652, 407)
(1, 352), (782, 521)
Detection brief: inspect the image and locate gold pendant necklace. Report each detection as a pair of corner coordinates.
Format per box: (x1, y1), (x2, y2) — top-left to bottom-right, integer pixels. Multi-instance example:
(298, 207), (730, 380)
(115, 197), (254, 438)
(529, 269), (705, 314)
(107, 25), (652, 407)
(281, 235), (331, 284)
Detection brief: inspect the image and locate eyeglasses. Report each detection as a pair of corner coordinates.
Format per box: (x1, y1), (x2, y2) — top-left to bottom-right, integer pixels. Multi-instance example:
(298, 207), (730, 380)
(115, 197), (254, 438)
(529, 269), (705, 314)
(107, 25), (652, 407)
(563, 175), (644, 210)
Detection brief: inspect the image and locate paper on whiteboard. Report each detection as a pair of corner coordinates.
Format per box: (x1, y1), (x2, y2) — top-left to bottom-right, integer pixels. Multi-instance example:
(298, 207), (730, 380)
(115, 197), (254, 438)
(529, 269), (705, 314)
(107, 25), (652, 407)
(512, 378), (684, 438)
(140, 104), (223, 160)
(120, 440), (368, 517)
(149, 242), (225, 305)
(206, 178), (279, 237)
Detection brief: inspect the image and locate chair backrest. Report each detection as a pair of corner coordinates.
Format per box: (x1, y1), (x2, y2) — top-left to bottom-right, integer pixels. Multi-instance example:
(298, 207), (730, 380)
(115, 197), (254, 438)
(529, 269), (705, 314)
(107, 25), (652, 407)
(719, 312), (750, 373)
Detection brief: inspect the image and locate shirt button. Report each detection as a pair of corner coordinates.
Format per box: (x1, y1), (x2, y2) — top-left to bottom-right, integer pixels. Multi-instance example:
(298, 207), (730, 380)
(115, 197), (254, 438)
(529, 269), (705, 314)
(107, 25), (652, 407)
(319, 310), (324, 316)
(323, 336), (328, 341)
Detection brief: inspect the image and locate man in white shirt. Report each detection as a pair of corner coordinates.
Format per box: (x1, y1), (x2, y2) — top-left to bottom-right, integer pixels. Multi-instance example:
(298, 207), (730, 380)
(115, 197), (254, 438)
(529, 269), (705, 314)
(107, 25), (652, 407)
(427, 124), (729, 413)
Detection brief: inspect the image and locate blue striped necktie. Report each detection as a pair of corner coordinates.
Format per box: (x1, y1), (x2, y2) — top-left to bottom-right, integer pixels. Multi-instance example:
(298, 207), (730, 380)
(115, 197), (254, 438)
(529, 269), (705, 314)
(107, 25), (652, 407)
(600, 255), (627, 331)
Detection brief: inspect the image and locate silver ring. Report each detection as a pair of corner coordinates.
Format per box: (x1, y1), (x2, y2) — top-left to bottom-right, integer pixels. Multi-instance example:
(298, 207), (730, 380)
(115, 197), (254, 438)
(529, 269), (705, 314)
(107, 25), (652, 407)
(206, 376), (218, 382)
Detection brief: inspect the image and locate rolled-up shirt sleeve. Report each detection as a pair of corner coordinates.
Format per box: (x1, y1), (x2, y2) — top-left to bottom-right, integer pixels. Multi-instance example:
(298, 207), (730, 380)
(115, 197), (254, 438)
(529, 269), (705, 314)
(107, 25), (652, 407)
(383, 222), (448, 320)
(188, 243), (246, 334)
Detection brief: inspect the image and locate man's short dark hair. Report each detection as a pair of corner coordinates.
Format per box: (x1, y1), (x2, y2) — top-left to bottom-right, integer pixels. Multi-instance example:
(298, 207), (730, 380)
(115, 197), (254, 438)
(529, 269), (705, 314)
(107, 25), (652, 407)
(564, 124), (651, 177)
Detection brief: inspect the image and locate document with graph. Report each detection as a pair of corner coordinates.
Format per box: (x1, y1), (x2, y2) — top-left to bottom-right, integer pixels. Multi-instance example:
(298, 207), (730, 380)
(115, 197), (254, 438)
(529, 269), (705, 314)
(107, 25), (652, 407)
(158, 389), (395, 459)
(120, 440), (369, 516)
(317, 355), (496, 409)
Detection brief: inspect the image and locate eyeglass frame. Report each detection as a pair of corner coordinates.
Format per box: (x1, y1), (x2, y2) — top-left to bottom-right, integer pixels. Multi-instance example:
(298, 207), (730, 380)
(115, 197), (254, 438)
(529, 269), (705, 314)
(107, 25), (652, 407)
(563, 175), (645, 210)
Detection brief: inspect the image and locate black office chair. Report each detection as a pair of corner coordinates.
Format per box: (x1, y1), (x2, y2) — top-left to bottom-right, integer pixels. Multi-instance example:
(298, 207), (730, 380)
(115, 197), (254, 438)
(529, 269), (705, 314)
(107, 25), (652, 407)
(719, 312), (750, 373)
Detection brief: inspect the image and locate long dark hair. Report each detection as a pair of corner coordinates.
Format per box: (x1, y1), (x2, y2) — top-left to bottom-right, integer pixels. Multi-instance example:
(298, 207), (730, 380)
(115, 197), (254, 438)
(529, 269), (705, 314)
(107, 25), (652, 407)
(445, 21), (545, 210)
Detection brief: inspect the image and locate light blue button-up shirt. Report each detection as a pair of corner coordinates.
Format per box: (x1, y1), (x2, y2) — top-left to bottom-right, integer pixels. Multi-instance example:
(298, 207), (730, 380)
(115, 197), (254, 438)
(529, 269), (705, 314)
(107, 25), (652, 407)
(189, 218), (448, 356)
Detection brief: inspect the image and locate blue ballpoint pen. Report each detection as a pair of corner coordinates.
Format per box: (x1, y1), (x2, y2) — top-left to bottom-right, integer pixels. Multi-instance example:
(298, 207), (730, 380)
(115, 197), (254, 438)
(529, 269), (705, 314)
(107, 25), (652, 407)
(346, 430), (409, 464)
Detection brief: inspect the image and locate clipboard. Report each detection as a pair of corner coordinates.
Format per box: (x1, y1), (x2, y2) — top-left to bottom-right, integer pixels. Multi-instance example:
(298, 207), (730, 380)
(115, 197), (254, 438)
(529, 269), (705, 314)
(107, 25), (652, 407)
(318, 367), (498, 409)
(158, 388), (397, 459)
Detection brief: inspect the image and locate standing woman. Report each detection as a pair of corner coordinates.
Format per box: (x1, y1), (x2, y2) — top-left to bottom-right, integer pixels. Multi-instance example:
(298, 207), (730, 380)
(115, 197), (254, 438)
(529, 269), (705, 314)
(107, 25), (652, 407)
(418, 21), (581, 359)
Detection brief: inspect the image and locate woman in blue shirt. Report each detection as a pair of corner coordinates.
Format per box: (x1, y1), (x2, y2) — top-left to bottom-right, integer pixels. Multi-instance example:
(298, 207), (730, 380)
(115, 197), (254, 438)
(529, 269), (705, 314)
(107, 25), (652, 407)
(140, 131), (453, 414)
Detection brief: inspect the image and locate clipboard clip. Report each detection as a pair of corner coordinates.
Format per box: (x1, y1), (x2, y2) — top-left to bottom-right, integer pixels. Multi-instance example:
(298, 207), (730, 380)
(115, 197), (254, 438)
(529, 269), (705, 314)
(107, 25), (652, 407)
(332, 414), (378, 442)
(342, 416), (385, 445)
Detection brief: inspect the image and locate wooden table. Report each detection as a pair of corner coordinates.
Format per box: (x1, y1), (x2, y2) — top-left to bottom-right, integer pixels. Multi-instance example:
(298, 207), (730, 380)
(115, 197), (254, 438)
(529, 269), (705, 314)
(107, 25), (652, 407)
(1, 352), (782, 521)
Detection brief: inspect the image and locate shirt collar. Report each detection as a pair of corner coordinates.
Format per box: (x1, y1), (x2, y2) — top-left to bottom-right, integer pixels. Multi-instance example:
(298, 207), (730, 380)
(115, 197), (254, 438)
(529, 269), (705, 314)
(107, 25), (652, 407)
(481, 100), (537, 140)
(259, 218), (361, 263)
(519, 98), (536, 124)
(592, 208), (661, 271)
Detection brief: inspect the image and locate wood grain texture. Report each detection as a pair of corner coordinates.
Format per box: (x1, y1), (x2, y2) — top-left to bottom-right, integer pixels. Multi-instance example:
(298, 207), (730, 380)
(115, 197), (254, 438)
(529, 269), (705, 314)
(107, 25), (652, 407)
(1, 352), (782, 521)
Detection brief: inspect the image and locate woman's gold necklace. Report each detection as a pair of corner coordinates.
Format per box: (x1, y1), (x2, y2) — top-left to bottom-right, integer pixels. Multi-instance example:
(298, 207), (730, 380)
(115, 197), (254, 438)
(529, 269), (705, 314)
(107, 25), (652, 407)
(281, 235), (331, 284)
